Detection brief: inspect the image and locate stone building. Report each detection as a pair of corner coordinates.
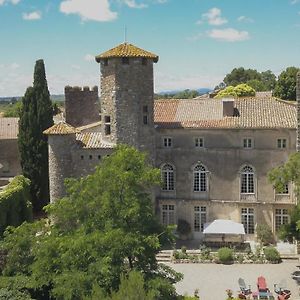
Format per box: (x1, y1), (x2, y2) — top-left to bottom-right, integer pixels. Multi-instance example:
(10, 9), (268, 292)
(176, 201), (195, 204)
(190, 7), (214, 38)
(44, 42), (300, 240)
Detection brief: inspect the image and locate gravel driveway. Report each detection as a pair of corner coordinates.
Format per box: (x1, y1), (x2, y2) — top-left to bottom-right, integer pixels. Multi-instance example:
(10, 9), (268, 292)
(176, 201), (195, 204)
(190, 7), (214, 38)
(165, 260), (300, 300)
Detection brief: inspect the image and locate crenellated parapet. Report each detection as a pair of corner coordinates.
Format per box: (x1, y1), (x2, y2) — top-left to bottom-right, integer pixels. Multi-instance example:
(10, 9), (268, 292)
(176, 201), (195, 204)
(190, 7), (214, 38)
(65, 85), (100, 127)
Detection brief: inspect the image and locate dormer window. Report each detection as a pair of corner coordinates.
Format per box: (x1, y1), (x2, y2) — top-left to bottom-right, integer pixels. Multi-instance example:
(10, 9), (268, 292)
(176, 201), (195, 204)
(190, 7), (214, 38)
(122, 57), (130, 65)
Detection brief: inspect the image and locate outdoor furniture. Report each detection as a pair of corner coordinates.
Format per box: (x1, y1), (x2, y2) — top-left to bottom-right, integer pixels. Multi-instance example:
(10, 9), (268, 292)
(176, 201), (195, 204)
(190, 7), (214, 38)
(274, 281), (291, 300)
(252, 276), (274, 300)
(238, 278), (252, 299)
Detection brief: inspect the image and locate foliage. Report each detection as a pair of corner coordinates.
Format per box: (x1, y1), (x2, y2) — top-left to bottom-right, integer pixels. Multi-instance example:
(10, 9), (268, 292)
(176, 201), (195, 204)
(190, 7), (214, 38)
(263, 246), (281, 263)
(0, 176), (32, 236)
(247, 79), (266, 92)
(177, 219), (191, 236)
(273, 67), (300, 100)
(0, 288), (33, 300)
(217, 247), (233, 263)
(256, 224), (274, 245)
(3, 101), (22, 117)
(215, 84), (255, 98)
(0, 145), (182, 299)
(155, 89), (200, 99)
(18, 59), (54, 212)
(224, 68), (261, 87)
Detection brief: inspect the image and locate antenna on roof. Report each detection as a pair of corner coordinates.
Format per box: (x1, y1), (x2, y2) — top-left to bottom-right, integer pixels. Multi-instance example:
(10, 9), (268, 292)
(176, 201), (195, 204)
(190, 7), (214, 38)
(124, 25), (127, 43)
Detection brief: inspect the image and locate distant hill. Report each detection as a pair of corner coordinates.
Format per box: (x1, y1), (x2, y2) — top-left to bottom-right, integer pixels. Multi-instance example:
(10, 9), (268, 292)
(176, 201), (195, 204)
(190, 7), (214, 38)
(157, 88), (212, 95)
(0, 95), (65, 103)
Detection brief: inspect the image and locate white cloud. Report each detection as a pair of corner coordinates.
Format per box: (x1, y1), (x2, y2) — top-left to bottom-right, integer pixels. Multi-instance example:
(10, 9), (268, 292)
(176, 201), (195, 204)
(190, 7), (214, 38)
(0, 0), (20, 5)
(237, 15), (254, 23)
(291, 0), (300, 4)
(123, 0), (147, 9)
(22, 11), (42, 20)
(186, 33), (203, 42)
(199, 7), (227, 26)
(84, 54), (95, 61)
(60, 0), (117, 22)
(207, 28), (250, 42)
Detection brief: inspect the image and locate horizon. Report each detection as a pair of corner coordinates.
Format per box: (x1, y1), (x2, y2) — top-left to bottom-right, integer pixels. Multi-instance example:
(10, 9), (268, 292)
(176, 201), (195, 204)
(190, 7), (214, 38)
(0, 0), (300, 97)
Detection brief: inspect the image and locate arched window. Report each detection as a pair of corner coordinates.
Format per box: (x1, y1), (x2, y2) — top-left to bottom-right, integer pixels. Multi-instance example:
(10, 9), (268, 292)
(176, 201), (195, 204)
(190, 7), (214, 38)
(241, 165), (255, 194)
(161, 164), (175, 191)
(193, 164), (207, 192)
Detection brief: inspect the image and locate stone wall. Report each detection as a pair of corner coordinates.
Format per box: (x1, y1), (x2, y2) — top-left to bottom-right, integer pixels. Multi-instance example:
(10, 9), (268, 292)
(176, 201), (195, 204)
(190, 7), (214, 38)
(297, 71), (300, 152)
(65, 86), (100, 128)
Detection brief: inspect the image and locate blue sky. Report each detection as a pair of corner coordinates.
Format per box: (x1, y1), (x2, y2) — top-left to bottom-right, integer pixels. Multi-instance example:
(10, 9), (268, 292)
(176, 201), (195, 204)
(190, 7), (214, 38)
(0, 0), (300, 96)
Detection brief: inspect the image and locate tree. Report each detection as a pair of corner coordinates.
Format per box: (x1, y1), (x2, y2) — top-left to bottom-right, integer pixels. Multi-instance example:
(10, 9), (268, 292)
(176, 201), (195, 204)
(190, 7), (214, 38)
(273, 67), (300, 100)
(18, 59), (54, 212)
(223, 67), (261, 87)
(246, 79), (266, 92)
(215, 84), (255, 98)
(3, 101), (22, 117)
(0, 145), (181, 299)
(261, 70), (276, 91)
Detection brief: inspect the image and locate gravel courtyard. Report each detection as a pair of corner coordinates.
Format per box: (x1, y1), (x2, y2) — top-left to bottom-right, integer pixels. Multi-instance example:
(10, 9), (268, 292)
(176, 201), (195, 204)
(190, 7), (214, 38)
(165, 260), (300, 300)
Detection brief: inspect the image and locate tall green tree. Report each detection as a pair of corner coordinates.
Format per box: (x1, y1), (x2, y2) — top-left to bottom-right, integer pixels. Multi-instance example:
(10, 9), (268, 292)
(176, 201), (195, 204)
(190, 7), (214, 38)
(18, 59), (53, 212)
(273, 67), (300, 100)
(0, 145), (181, 300)
(223, 67), (261, 87)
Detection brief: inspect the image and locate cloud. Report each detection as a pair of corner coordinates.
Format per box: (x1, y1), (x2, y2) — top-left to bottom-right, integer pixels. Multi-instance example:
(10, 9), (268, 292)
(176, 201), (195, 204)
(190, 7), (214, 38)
(22, 11), (42, 20)
(123, 0), (147, 8)
(84, 54), (95, 61)
(186, 33), (203, 41)
(10, 63), (20, 70)
(0, 0), (20, 5)
(60, 0), (117, 22)
(237, 15), (254, 23)
(199, 7), (227, 26)
(291, 0), (300, 4)
(207, 28), (250, 42)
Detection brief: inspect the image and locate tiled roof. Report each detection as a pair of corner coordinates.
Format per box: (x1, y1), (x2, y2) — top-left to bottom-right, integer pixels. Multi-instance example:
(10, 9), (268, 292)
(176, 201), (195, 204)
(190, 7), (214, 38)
(76, 132), (114, 149)
(43, 122), (80, 135)
(0, 118), (18, 139)
(95, 43), (159, 63)
(154, 97), (297, 129)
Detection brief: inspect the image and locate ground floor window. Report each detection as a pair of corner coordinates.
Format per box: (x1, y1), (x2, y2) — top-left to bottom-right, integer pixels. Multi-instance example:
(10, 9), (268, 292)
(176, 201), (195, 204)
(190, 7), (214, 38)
(194, 206), (207, 232)
(275, 208), (289, 231)
(161, 204), (175, 226)
(241, 208), (254, 234)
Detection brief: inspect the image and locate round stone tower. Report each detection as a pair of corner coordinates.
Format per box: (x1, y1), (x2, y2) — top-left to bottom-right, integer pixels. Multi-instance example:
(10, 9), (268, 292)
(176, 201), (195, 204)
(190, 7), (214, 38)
(43, 122), (79, 202)
(95, 42), (159, 161)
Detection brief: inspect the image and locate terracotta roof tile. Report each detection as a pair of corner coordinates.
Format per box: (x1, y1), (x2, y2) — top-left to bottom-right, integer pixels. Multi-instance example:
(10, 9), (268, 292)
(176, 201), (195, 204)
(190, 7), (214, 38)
(43, 122), (80, 135)
(0, 118), (18, 139)
(76, 132), (114, 149)
(95, 43), (158, 62)
(154, 97), (297, 129)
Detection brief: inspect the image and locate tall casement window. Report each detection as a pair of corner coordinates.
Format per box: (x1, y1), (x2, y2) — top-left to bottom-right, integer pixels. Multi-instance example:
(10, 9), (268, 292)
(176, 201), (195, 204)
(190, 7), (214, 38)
(243, 138), (253, 149)
(277, 138), (287, 149)
(142, 105), (148, 125)
(163, 137), (172, 148)
(161, 164), (175, 191)
(195, 137), (204, 148)
(161, 204), (175, 225)
(193, 164), (207, 192)
(194, 206), (207, 232)
(275, 183), (289, 194)
(241, 208), (254, 234)
(275, 208), (289, 231)
(241, 165), (255, 194)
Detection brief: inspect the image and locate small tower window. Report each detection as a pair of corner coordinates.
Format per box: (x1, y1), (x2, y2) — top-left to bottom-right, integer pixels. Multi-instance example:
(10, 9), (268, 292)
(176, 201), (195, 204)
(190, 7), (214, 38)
(105, 124), (111, 135)
(104, 116), (111, 123)
(89, 155), (93, 160)
(98, 155), (101, 160)
(143, 105), (148, 113)
(122, 57), (130, 65)
(80, 155), (84, 160)
(143, 115), (148, 125)
(142, 58), (147, 65)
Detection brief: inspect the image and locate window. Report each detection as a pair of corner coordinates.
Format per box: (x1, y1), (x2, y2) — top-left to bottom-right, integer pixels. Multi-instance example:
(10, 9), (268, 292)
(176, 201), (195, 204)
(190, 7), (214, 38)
(122, 57), (129, 65)
(104, 116), (111, 123)
(193, 164), (207, 192)
(105, 124), (111, 135)
(277, 139), (287, 149)
(161, 164), (175, 191)
(163, 137), (172, 148)
(98, 155), (101, 160)
(89, 155), (93, 160)
(275, 183), (289, 194)
(241, 208), (254, 234)
(243, 138), (253, 149)
(142, 58), (147, 65)
(143, 115), (148, 125)
(80, 155), (84, 160)
(143, 105), (148, 113)
(162, 205), (175, 225)
(195, 137), (204, 148)
(194, 206), (207, 232)
(275, 209), (289, 231)
(241, 165), (255, 194)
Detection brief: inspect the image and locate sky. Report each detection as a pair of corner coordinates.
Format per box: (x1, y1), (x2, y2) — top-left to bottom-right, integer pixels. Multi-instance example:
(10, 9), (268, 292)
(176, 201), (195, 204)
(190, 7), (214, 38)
(0, 0), (300, 97)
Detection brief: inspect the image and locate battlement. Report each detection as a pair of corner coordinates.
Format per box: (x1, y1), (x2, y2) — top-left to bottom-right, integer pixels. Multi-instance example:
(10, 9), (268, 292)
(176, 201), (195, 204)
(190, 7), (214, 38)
(65, 85), (100, 128)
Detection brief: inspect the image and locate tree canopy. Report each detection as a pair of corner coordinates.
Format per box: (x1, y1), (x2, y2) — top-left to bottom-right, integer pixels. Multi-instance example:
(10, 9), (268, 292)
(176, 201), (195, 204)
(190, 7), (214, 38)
(215, 83), (255, 98)
(0, 145), (182, 300)
(18, 59), (54, 212)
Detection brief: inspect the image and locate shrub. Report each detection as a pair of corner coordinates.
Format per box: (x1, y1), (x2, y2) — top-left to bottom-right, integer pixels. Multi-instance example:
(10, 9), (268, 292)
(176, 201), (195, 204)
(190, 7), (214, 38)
(177, 219), (191, 236)
(256, 224), (274, 245)
(264, 246), (281, 263)
(218, 247), (234, 263)
(215, 84), (255, 98)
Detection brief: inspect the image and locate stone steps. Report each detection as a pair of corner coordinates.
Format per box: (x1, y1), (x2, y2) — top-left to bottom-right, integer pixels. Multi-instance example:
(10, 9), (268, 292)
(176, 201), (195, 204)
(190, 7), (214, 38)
(156, 250), (173, 262)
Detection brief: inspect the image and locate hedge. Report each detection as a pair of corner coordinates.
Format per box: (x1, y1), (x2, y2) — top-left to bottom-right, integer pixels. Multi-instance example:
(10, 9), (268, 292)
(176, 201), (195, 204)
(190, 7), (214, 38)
(0, 176), (33, 236)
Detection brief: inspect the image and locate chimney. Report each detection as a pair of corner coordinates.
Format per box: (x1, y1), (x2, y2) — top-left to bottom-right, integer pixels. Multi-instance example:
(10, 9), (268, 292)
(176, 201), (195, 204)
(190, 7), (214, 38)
(222, 98), (235, 117)
(297, 71), (300, 152)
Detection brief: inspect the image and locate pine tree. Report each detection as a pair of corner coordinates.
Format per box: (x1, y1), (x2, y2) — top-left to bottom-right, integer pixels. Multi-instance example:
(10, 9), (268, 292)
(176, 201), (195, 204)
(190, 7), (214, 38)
(18, 59), (54, 212)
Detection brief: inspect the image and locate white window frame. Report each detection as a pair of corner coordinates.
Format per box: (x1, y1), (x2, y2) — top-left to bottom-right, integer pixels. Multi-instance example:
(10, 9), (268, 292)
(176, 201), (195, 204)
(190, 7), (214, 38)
(241, 208), (255, 234)
(194, 206), (207, 232)
(275, 208), (289, 231)
(240, 165), (255, 194)
(161, 164), (175, 191)
(163, 137), (172, 148)
(275, 183), (289, 195)
(161, 204), (175, 225)
(195, 137), (204, 148)
(277, 138), (287, 149)
(193, 164), (208, 192)
(242, 138), (253, 149)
